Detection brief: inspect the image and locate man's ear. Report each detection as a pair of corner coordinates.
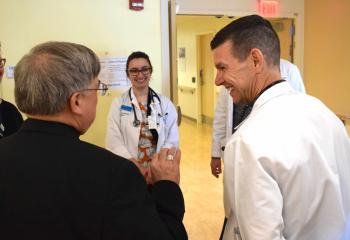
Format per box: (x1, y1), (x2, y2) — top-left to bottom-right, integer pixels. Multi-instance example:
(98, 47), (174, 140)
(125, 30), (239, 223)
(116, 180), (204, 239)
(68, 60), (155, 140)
(68, 92), (84, 116)
(250, 48), (264, 73)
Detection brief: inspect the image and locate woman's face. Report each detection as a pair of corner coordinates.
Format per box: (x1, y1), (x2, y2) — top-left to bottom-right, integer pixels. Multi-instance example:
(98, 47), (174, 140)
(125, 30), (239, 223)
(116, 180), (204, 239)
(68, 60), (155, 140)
(127, 58), (152, 90)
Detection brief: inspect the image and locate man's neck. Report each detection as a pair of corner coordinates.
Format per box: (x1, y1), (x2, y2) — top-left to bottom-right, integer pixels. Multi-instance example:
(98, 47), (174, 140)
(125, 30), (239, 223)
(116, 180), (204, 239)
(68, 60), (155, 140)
(252, 69), (281, 101)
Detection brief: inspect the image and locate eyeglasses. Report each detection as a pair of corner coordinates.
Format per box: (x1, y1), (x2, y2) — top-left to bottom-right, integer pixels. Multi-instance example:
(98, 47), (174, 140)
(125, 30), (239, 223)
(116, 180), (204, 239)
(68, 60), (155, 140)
(0, 58), (6, 67)
(82, 80), (109, 96)
(128, 67), (152, 77)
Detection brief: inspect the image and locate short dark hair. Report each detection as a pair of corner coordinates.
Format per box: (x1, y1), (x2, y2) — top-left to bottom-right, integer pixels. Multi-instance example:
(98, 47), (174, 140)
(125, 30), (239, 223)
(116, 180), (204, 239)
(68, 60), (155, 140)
(210, 14), (280, 66)
(126, 51), (153, 76)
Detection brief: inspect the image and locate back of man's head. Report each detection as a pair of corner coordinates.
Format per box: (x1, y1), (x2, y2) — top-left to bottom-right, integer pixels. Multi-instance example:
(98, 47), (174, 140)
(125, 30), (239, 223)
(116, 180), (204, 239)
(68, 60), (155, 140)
(210, 14), (280, 67)
(14, 41), (100, 115)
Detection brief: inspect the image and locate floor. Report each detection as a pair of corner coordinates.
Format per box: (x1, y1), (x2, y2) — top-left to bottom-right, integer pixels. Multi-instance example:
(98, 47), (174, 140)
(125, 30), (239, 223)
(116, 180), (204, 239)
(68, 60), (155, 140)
(178, 118), (224, 240)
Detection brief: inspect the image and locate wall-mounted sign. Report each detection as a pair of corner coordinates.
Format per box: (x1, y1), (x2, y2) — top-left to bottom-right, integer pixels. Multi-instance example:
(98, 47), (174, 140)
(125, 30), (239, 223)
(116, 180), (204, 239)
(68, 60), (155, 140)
(99, 57), (130, 89)
(258, 0), (279, 17)
(6, 66), (15, 79)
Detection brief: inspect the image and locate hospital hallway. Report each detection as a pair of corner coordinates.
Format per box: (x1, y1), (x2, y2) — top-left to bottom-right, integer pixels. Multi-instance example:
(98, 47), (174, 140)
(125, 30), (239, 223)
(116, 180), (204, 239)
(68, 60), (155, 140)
(178, 118), (224, 240)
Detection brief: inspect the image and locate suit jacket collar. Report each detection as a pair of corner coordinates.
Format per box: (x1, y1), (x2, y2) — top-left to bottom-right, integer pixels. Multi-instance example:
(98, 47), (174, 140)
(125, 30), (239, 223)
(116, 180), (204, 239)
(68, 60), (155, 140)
(21, 118), (80, 138)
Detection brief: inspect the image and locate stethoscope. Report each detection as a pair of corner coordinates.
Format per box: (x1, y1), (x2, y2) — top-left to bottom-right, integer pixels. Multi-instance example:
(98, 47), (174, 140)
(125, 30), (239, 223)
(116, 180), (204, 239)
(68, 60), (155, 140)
(129, 87), (161, 127)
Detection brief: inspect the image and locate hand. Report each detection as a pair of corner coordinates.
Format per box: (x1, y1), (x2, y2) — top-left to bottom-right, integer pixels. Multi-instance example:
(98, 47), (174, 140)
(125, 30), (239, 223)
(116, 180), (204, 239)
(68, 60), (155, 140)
(142, 167), (153, 185)
(151, 147), (180, 184)
(211, 157), (222, 178)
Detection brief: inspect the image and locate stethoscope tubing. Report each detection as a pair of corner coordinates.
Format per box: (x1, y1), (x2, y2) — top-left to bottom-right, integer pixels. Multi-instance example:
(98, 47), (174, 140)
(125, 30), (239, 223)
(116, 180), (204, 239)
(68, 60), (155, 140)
(128, 87), (161, 127)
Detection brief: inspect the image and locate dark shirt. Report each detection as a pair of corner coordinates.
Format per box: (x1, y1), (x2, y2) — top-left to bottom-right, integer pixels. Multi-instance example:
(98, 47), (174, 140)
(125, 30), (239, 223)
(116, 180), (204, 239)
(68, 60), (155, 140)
(0, 99), (23, 138)
(232, 103), (252, 134)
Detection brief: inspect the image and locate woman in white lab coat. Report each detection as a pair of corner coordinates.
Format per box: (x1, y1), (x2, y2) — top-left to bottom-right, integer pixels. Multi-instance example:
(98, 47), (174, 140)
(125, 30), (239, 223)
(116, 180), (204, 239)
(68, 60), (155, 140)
(106, 51), (179, 183)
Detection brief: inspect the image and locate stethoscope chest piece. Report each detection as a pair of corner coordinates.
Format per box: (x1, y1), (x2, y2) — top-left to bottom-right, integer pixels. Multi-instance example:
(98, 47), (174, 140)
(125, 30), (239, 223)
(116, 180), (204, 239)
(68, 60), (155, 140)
(133, 119), (141, 127)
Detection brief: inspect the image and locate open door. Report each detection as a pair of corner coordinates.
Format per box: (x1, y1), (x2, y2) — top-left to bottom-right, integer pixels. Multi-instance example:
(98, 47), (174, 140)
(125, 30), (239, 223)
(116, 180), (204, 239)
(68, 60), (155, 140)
(270, 18), (295, 62)
(198, 33), (215, 124)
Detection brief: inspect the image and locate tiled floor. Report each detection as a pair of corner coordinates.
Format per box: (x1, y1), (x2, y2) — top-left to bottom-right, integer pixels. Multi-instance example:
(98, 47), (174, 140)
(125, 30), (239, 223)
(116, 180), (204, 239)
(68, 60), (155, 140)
(179, 118), (224, 240)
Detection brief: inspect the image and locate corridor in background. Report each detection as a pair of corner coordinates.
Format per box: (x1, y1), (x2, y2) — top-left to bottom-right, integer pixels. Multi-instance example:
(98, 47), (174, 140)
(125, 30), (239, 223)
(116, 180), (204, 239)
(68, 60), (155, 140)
(179, 118), (224, 240)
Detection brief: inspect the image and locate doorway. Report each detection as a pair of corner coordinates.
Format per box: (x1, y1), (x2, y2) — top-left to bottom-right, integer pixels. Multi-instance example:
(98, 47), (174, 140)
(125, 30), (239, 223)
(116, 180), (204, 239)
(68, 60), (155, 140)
(198, 33), (215, 124)
(175, 15), (295, 124)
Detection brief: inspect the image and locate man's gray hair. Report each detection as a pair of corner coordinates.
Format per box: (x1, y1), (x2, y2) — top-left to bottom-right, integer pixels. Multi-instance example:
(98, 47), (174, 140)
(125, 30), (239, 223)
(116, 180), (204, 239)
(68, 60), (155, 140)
(14, 41), (100, 115)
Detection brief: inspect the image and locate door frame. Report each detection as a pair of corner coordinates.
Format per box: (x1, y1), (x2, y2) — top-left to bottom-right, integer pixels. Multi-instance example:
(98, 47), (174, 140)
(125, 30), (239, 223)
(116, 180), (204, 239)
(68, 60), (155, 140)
(197, 32), (216, 124)
(163, 0), (304, 122)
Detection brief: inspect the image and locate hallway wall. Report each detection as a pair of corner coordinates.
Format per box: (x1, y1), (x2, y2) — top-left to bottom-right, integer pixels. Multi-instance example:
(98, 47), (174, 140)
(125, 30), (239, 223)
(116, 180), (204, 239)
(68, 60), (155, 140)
(304, 0), (350, 115)
(0, 0), (164, 147)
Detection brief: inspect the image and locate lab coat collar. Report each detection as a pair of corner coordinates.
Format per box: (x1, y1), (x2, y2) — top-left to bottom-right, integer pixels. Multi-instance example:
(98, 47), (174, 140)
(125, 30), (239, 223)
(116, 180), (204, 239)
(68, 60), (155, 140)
(233, 82), (294, 132)
(254, 81), (295, 111)
(129, 87), (161, 107)
(129, 88), (141, 110)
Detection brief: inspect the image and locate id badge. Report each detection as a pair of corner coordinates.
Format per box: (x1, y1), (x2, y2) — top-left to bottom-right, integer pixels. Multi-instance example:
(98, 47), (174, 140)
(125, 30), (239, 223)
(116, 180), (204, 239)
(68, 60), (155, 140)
(148, 115), (157, 130)
(120, 105), (132, 116)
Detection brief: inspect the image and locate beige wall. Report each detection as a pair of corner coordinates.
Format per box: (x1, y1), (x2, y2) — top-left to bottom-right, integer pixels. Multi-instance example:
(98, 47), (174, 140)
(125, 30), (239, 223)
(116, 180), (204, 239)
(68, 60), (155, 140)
(304, 0), (350, 116)
(0, 0), (164, 147)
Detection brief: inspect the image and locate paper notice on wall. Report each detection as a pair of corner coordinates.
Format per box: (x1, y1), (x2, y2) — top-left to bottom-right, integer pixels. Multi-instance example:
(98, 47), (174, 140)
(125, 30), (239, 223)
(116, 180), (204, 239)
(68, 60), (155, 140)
(6, 66), (15, 79)
(99, 57), (130, 89)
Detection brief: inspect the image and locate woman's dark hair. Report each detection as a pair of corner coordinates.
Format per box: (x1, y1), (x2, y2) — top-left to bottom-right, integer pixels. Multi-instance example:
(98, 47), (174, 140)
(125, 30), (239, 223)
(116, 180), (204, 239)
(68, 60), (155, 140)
(125, 51), (153, 76)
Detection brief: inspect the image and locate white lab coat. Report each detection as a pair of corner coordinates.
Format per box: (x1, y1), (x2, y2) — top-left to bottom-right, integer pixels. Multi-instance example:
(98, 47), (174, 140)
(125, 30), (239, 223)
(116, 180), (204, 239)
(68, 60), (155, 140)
(211, 86), (233, 159)
(223, 82), (350, 240)
(212, 60), (307, 219)
(280, 59), (306, 93)
(106, 88), (179, 159)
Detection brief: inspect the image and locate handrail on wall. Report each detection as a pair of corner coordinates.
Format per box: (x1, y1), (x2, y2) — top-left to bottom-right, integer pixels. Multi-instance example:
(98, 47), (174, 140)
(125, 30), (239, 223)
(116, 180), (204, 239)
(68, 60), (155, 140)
(336, 113), (350, 125)
(178, 85), (195, 94)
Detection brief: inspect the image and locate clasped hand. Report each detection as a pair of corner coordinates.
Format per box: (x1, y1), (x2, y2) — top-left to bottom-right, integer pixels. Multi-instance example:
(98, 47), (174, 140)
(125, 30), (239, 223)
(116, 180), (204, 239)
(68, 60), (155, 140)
(130, 147), (181, 185)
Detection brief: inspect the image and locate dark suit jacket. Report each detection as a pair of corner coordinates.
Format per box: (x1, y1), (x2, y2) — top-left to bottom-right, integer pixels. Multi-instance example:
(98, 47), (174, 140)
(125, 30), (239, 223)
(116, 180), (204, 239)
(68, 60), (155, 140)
(0, 99), (23, 138)
(0, 119), (187, 240)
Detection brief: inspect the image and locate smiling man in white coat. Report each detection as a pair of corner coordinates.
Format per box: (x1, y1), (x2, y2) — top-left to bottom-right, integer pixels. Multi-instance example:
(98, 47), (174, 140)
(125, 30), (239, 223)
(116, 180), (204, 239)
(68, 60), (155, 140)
(211, 15), (350, 240)
(211, 58), (305, 179)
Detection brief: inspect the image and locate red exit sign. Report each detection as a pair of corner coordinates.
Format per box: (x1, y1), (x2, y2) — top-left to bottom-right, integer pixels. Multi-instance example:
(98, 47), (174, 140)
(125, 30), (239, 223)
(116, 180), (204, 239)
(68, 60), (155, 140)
(258, 0), (279, 17)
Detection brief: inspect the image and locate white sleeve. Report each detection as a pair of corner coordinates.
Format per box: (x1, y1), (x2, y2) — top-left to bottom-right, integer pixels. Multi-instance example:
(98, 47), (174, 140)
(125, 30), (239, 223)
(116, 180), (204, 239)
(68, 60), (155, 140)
(105, 98), (133, 159)
(211, 87), (229, 158)
(288, 64), (306, 93)
(161, 97), (179, 149)
(280, 59), (306, 94)
(225, 136), (286, 240)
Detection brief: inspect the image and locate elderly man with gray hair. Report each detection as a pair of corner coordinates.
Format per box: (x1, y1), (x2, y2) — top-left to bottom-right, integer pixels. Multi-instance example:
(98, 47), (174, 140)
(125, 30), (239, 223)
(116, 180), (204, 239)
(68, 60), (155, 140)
(0, 41), (187, 240)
